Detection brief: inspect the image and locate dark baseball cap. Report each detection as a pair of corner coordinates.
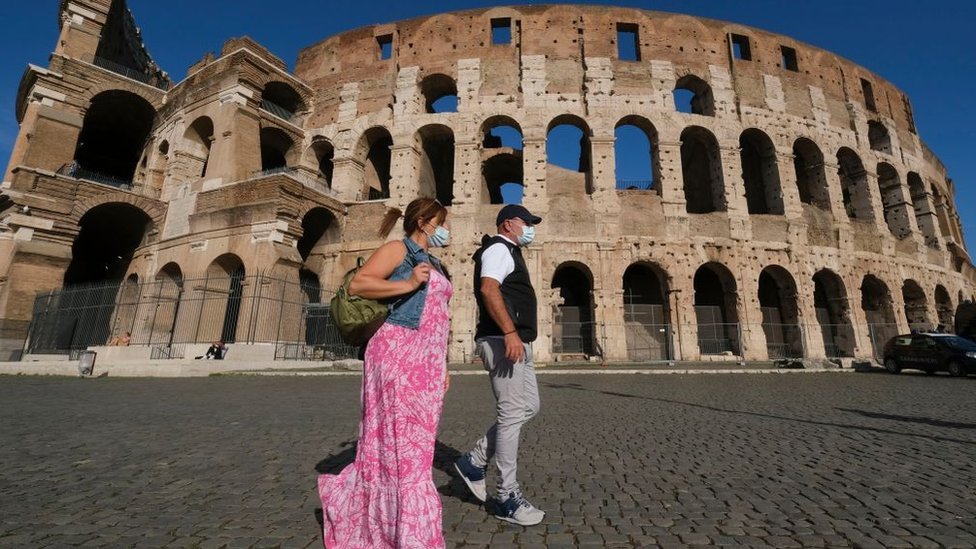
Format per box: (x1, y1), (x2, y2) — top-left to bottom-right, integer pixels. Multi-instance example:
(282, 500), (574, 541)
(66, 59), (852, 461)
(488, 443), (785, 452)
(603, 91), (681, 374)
(496, 204), (542, 227)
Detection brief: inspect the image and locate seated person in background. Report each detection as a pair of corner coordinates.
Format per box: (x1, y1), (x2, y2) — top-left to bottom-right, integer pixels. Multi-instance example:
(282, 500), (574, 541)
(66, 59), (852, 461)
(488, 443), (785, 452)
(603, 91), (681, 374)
(108, 332), (131, 346)
(196, 340), (226, 360)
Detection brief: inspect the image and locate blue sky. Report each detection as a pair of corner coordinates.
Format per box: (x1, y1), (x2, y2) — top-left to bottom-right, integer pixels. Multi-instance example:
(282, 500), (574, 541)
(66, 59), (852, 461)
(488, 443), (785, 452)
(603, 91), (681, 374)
(2, 0), (973, 252)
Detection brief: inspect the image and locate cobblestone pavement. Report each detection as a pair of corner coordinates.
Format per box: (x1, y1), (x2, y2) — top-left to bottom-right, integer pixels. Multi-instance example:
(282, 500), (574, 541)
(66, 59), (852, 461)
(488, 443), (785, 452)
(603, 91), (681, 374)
(2, 371), (976, 548)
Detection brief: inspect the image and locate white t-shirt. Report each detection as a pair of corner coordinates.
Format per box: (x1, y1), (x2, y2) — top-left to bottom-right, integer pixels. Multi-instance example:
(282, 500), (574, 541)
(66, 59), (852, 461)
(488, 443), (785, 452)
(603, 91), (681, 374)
(479, 235), (517, 283)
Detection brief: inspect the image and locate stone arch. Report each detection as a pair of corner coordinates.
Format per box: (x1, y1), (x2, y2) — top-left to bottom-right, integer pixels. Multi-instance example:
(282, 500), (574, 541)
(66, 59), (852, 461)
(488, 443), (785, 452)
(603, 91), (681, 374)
(693, 262), (740, 355)
(481, 116), (524, 204)
(758, 265), (803, 358)
(81, 80), (163, 110)
(65, 202), (154, 285)
(354, 126), (394, 200)
(420, 73), (458, 113)
(182, 116), (214, 179)
(907, 172), (938, 245)
(416, 124), (455, 205)
(793, 137), (830, 210)
(877, 162), (911, 238)
(260, 126), (297, 171)
(902, 279), (930, 331)
(306, 136), (335, 186)
(551, 261), (596, 356)
(297, 207), (341, 262)
(673, 74), (715, 116)
(935, 284), (953, 331)
(547, 114), (593, 195)
(867, 120), (891, 154)
(74, 90), (156, 183)
(260, 81), (307, 120)
(614, 115), (660, 192)
(813, 269), (855, 357)
(861, 274), (897, 359)
(622, 261), (671, 361)
(681, 126), (725, 213)
(837, 147), (872, 221)
(740, 128), (784, 215)
(203, 253), (246, 344)
(70, 192), (165, 228)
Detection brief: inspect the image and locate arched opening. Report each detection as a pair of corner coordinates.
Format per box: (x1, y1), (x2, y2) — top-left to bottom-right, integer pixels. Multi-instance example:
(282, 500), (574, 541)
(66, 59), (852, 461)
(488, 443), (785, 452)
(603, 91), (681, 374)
(902, 279), (930, 332)
(935, 285), (953, 332)
(297, 208), (340, 262)
(740, 129), (784, 215)
(867, 121), (891, 154)
(758, 267), (803, 358)
(261, 81), (304, 121)
(112, 273), (141, 344)
(551, 263), (596, 356)
(65, 203), (152, 286)
(420, 73), (458, 113)
(694, 263), (740, 355)
(260, 127), (294, 172)
(309, 138), (334, 186)
(837, 148), (871, 221)
(299, 268), (323, 345)
(205, 254), (246, 344)
(813, 270), (855, 357)
(614, 116), (659, 192)
(862, 275), (897, 359)
(931, 185), (953, 239)
(622, 263), (671, 361)
(417, 124), (455, 205)
(876, 163), (911, 238)
(547, 115), (593, 195)
(681, 126), (725, 213)
(907, 172), (938, 246)
(793, 138), (830, 210)
(153, 262), (183, 347)
(73, 90), (156, 185)
(358, 127), (393, 200)
(150, 140), (169, 191)
(673, 75), (715, 116)
(183, 117), (214, 179)
(481, 117), (523, 204)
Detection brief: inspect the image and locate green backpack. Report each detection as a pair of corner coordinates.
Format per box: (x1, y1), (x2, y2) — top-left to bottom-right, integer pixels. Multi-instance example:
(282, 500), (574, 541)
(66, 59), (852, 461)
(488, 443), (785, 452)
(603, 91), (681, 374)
(330, 258), (389, 346)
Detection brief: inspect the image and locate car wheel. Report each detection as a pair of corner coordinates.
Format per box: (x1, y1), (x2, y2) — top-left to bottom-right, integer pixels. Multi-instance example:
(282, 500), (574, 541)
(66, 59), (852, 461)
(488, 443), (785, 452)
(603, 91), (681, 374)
(884, 358), (901, 374)
(948, 360), (966, 378)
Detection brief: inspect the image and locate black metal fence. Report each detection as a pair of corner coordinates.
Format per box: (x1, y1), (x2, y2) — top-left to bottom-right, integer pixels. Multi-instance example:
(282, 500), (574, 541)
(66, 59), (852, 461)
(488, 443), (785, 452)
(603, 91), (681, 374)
(24, 274), (359, 360)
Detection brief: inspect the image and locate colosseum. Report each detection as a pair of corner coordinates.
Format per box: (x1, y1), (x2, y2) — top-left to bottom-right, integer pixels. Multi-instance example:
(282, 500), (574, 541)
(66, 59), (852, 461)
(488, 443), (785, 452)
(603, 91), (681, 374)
(1, 0), (973, 366)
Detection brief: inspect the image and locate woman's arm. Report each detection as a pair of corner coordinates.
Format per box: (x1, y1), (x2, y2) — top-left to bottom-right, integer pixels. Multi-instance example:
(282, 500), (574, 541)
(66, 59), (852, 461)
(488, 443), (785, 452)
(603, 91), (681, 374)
(349, 240), (430, 300)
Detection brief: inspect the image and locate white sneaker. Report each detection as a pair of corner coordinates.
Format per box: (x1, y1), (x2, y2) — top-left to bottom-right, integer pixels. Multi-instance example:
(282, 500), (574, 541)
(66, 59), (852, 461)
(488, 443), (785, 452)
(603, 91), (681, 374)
(493, 490), (545, 526)
(453, 454), (487, 503)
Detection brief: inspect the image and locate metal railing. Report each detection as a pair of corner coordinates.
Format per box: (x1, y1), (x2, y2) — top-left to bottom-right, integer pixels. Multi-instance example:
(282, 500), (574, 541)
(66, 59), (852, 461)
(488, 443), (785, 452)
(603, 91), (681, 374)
(85, 54), (169, 90)
(260, 99), (297, 123)
(23, 274), (360, 360)
(761, 322), (804, 359)
(623, 322), (673, 362)
(57, 163), (132, 190)
(868, 323), (901, 361)
(696, 322), (743, 355)
(616, 179), (655, 191)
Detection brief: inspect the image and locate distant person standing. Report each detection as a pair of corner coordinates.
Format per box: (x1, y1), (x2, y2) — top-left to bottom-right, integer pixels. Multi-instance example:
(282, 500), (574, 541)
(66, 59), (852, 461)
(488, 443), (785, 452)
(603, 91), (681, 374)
(454, 204), (545, 526)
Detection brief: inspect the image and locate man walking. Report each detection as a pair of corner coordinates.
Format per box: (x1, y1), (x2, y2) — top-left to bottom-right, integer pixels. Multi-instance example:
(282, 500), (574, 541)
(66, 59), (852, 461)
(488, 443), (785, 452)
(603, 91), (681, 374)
(455, 204), (545, 526)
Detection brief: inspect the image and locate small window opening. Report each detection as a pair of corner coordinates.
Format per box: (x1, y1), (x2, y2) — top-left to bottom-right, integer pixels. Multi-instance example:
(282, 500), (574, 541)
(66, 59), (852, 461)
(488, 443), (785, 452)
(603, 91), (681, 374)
(616, 23), (640, 61)
(781, 46), (798, 71)
(377, 35), (393, 60)
(730, 33), (752, 61)
(491, 18), (512, 45)
(860, 78), (876, 112)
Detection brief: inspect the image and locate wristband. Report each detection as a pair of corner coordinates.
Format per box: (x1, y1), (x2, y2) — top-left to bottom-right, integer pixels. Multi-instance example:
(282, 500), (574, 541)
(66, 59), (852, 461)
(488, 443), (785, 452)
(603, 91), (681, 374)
(504, 329), (517, 335)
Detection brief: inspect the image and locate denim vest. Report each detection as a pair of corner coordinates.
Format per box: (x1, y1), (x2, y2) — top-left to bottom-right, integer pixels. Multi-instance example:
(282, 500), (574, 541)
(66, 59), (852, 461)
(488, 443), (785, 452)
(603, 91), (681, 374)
(385, 238), (442, 330)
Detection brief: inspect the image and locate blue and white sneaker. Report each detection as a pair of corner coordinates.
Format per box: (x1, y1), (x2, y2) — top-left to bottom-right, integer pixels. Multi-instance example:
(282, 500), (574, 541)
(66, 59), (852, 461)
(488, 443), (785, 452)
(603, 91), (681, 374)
(453, 454), (487, 502)
(492, 490), (545, 526)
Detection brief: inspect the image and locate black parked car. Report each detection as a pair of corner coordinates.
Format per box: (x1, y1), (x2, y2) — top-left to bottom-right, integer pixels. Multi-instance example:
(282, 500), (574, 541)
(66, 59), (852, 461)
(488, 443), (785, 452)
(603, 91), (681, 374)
(882, 333), (976, 377)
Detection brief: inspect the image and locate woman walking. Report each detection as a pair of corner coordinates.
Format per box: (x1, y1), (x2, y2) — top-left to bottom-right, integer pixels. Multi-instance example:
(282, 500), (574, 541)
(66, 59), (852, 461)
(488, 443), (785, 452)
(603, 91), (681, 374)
(318, 198), (452, 548)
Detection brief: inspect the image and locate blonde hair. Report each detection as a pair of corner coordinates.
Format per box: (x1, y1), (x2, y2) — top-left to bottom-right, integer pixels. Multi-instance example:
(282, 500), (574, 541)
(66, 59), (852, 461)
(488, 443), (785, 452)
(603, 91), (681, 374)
(378, 197), (447, 238)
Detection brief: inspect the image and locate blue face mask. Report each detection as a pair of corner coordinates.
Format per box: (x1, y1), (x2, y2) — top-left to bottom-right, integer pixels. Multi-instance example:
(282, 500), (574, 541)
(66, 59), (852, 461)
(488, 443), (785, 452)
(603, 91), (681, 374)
(518, 225), (535, 247)
(427, 225), (450, 248)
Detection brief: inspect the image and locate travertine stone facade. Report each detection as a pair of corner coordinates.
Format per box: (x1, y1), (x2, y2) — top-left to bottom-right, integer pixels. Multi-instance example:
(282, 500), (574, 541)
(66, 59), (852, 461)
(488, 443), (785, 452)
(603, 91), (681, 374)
(1, 1), (973, 362)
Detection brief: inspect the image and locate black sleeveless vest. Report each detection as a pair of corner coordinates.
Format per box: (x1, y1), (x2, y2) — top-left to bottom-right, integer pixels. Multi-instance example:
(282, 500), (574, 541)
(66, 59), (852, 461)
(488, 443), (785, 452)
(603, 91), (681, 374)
(472, 235), (538, 342)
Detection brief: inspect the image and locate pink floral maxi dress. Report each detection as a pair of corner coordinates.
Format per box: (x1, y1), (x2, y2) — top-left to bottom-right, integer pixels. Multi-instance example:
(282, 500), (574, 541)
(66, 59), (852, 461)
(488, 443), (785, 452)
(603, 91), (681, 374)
(318, 268), (452, 548)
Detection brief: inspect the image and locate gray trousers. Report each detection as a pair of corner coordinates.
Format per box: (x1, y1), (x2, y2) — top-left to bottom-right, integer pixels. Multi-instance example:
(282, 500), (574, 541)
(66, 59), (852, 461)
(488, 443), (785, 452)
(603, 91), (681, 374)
(468, 338), (540, 496)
